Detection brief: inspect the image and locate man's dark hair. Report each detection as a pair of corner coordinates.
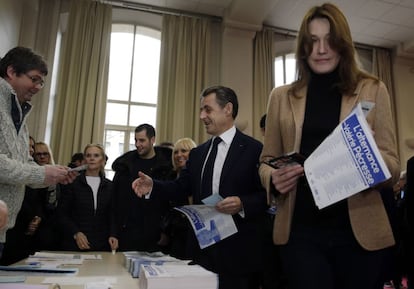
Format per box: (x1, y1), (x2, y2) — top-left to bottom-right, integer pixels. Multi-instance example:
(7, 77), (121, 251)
(200, 86), (239, 119)
(71, 152), (84, 163)
(0, 46), (48, 78)
(135, 123), (156, 139)
(260, 114), (267, 129)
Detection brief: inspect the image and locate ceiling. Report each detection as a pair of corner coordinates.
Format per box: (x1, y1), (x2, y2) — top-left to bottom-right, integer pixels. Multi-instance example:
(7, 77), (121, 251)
(113, 0), (414, 54)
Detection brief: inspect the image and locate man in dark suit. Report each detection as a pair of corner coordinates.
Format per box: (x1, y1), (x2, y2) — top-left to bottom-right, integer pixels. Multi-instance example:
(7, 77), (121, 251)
(132, 86), (267, 289)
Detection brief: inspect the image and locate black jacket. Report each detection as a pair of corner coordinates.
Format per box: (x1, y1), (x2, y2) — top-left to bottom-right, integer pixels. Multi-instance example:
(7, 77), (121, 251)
(152, 130), (267, 275)
(57, 172), (117, 251)
(111, 147), (176, 251)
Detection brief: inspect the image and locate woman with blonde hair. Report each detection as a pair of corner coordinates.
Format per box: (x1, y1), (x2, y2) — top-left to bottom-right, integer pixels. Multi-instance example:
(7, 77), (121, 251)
(58, 144), (118, 251)
(33, 142), (55, 165)
(160, 138), (197, 258)
(172, 138), (197, 176)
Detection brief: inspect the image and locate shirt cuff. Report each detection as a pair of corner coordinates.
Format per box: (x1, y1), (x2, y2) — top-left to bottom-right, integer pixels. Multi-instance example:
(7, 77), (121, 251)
(144, 188), (153, 199)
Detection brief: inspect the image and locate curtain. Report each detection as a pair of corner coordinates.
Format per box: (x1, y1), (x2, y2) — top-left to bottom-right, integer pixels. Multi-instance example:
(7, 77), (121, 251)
(372, 48), (399, 145)
(252, 29), (274, 140)
(20, 0), (61, 143)
(156, 15), (219, 145)
(50, 0), (112, 164)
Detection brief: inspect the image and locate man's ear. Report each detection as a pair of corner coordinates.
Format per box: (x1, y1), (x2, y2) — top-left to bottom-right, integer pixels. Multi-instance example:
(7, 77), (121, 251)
(224, 102), (233, 116)
(6, 65), (16, 79)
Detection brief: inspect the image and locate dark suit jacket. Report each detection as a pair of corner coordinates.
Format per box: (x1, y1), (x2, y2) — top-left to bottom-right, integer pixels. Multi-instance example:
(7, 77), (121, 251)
(406, 157), (414, 275)
(407, 157), (414, 230)
(152, 129), (267, 275)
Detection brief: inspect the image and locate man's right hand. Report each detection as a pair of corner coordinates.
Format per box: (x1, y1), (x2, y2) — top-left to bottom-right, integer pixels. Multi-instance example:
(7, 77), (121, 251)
(132, 171), (153, 198)
(0, 200), (8, 229)
(44, 165), (78, 185)
(74, 232), (90, 250)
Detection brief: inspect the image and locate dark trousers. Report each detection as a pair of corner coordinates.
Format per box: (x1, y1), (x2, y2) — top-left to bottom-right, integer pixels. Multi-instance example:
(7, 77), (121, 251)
(279, 226), (387, 289)
(261, 214), (288, 289)
(219, 273), (260, 289)
(118, 226), (163, 252)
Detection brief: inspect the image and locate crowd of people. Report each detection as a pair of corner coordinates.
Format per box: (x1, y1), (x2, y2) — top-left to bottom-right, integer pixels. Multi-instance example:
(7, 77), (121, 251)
(0, 2), (414, 289)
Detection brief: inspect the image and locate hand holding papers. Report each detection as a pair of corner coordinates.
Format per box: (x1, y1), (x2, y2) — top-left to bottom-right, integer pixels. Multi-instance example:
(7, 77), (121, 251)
(175, 202), (238, 249)
(304, 103), (391, 209)
(68, 164), (88, 172)
(201, 194), (223, 206)
(265, 152), (305, 169)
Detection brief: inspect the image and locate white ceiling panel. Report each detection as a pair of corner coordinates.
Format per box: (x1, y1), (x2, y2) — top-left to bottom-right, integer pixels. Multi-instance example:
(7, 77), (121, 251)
(356, 1), (394, 19)
(120, 0), (414, 49)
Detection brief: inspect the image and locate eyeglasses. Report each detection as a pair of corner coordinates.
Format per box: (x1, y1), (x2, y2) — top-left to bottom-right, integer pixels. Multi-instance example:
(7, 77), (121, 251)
(24, 73), (45, 88)
(35, 152), (50, 157)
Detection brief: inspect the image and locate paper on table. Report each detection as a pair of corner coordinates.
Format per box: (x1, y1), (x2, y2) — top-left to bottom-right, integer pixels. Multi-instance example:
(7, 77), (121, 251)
(31, 252), (102, 260)
(139, 263), (217, 289)
(304, 103), (391, 209)
(42, 276), (117, 285)
(0, 275), (26, 283)
(0, 265), (77, 274)
(0, 284), (47, 289)
(84, 281), (113, 289)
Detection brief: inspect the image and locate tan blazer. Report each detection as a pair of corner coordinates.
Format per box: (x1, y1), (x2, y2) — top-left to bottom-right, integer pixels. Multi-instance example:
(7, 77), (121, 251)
(259, 78), (400, 251)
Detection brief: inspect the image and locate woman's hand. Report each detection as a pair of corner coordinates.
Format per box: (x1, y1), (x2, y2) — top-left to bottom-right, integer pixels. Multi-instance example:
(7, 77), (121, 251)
(108, 237), (118, 251)
(271, 164), (304, 194)
(74, 232), (90, 250)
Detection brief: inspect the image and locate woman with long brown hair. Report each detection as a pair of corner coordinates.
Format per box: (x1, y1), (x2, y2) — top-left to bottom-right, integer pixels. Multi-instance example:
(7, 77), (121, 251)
(259, 3), (399, 289)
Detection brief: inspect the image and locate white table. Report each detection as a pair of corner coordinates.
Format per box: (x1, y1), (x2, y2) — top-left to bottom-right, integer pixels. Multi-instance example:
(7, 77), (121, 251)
(20, 252), (139, 288)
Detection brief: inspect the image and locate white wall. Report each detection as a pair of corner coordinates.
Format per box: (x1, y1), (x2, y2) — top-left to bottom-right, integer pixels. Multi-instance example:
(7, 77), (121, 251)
(0, 0), (23, 56)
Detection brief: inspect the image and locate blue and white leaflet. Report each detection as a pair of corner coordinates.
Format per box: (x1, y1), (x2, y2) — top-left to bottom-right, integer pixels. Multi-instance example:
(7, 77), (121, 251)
(304, 103), (391, 209)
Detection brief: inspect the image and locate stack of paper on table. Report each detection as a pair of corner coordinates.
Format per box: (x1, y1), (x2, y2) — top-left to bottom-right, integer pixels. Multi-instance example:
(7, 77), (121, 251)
(139, 263), (218, 289)
(0, 284), (48, 289)
(0, 265), (77, 275)
(123, 251), (188, 278)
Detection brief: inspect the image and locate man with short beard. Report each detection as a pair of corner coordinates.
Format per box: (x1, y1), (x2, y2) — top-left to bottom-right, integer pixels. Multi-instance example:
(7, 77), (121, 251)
(112, 123), (176, 252)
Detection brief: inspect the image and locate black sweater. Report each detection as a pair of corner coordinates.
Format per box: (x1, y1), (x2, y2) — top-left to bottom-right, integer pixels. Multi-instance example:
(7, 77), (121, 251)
(293, 70), (351, 230)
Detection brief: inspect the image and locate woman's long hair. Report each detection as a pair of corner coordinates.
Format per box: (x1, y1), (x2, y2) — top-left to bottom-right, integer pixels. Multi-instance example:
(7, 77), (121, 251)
(291, 3), (377, 97)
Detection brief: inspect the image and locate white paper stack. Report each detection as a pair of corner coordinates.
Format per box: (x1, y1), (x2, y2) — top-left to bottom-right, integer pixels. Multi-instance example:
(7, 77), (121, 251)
(122, 251), (187, 278)
(139, 263), (218, 289)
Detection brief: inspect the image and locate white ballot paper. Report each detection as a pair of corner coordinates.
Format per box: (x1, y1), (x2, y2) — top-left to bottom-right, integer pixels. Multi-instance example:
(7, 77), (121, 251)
(174, 205), (238, 249)
(304, 103), (391, 209)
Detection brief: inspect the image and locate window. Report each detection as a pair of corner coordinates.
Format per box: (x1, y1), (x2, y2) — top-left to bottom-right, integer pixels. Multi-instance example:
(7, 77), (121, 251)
(274, 52), (296, 87)
(104, 24), (161, 179)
